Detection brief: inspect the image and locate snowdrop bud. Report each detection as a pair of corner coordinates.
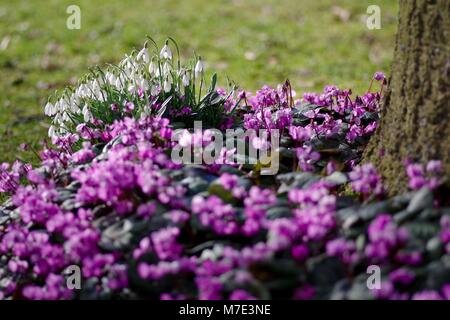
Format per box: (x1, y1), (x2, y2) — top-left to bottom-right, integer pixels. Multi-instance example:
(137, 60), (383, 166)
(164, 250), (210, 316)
(182, 71), (190, 87)
(164, 76), (172, 93)
(195, 57), (205, 78)
(136, 47), (149, 63)
(160, 41), (172, 60)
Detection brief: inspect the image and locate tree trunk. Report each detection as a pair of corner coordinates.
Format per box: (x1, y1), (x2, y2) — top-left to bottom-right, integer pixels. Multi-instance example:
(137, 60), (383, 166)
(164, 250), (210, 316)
(363, 0), (450, 194)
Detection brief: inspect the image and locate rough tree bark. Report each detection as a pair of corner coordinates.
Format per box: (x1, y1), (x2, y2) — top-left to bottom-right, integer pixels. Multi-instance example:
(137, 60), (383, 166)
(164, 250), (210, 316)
(363, 0), (450, 194)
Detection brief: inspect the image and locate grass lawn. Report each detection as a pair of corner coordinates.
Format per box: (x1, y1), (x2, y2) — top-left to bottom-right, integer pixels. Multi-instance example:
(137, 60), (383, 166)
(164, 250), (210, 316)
(0, 0), (398, 165)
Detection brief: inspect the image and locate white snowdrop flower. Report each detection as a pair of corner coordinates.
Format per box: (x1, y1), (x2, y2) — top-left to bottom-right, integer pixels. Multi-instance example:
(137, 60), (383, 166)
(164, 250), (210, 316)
(86, 80), (93, 91)
(71, 94), (80, 106)
(122, 54), (134, 68)
(82, 104), (92, 122)
(148, 60), (157, 75)
(98, 92), (106, 102)
(83, 83), (90, 94)
(120, 74), (128, 85)
(48, 125), (56, 138)
(163, 76), (172, 93)
(160, 41), (172, 60)
(106, 72), (116, 86)
(54, 100), (61, 113)
(62, 112), (70, 122)
(54, 113), (62, 125)
(154, 66), (161, 78)
(182, 70), (190, 87)
(136, 47), (149, 63)
(44, 102), (53, 116)
(93, 79), (100, 91)
(70, 103), (80, 113)
(60, 100), (69, 113)
(76, 84), (86, 97)
(82, 103), (89, 113)
(83, 111), (92, 123)
(91, 89), (99, 100)
(195, 57), (205, 78)
(115, 77), (122, 89)
(119, 55), (129, 67)
(162, 61), (171, 77)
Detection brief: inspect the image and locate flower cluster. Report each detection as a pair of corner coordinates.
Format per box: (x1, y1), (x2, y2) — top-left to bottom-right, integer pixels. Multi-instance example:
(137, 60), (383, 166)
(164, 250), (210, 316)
(349, 163), (385, 197)
(365, 214), (409, 262)
(288, 182), (336, 241)
(406, 160), (443, 190)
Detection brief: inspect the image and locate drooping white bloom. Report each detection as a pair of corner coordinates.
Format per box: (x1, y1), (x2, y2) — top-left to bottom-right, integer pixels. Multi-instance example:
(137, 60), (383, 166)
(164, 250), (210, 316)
(82, 104), (92, 122)
(163, 76), (172, 93)
(162, 62), (171, 77)
(148, 60), (157, 75)
(160, 42), (172, 60)
(70, 93), (80, 106)
(62, 112), (70, 122)
(44, 102), (54, 116)
(195, 57), (205, 78)
(54, 113), (62, 125)
(115, 77), (122, 89)
(182, 71), (190, 87)
(76, 84), (87, 98)
(70, 103), (80, 114)
(136, 47), (149, 63)
(106, 72), (117, 86)
(48, 125), (56, 138)
(55, 100), (62, 113)
(60, 99), (69, 113)
(122, 55), (138, 76)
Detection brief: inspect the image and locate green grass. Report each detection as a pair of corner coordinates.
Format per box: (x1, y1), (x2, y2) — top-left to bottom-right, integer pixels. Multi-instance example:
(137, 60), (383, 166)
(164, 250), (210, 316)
(0, 0), (398, 165)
